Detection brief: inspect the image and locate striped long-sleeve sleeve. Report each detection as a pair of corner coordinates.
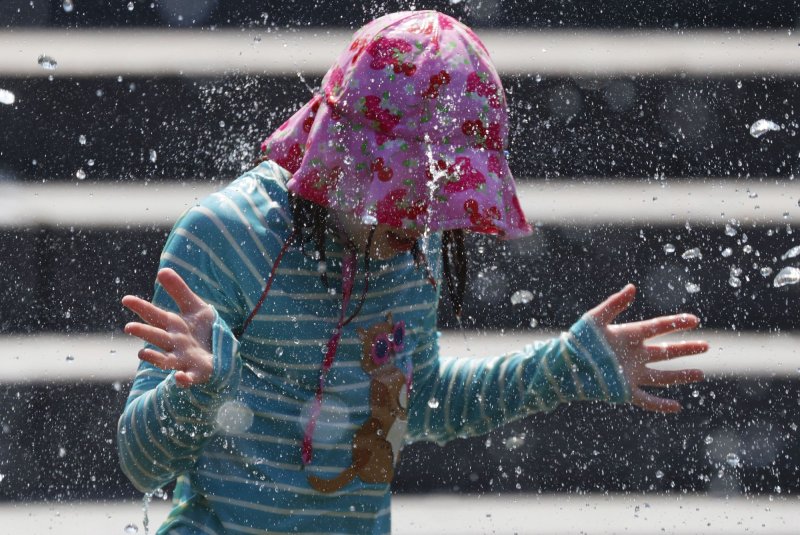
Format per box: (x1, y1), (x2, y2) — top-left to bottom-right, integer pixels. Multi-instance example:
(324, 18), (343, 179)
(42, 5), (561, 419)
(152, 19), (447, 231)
(407, 315), (632, 443)
(117, 200), (250, 493)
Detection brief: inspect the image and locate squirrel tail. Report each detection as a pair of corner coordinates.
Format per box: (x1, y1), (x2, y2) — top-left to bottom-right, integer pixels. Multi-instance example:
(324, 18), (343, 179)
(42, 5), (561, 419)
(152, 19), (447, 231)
(308, 466), (358, 494)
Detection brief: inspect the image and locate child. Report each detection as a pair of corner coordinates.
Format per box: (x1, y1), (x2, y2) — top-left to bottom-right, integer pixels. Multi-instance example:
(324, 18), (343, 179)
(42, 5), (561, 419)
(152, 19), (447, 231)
(118, 11), (707, 534)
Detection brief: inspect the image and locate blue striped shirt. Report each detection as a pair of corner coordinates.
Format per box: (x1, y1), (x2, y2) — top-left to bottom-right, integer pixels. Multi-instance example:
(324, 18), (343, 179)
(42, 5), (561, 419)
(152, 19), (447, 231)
(117, 160), (630, 534)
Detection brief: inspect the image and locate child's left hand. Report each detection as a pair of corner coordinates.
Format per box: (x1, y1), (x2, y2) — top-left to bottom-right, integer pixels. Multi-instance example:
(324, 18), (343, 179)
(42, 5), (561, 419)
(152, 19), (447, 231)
(586, 284), (708, 413)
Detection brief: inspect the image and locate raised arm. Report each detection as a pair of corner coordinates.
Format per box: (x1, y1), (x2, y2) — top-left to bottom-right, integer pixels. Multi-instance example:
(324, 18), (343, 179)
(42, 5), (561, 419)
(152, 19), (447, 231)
(407, 284), (707, 444)
(115, 194), (253, 492)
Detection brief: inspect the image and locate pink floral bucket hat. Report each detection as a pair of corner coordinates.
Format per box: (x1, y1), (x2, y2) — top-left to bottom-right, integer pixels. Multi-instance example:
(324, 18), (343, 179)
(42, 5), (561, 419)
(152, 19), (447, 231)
(262, 10), (532, 239)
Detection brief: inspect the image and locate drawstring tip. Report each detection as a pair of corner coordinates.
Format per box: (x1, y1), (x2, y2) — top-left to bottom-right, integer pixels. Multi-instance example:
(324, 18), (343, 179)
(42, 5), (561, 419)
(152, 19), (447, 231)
(301, 437), (313, 467)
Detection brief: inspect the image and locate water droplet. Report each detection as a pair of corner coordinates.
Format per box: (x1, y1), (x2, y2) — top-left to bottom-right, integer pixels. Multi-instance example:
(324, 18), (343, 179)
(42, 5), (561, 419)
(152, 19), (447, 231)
(76, 168), (86, 180)
(773, 266), (800, 287)
(747, 190), (758, 199)
(316, 261), (327, 274)
(780, 245), (800, 260)
(216, 400), (255, 434)
(724, 223), (737, 236)
(0, 89), (15, 105)
(58, 446), (67, 457)
(510, 290), (534, 305)
(427, 398), (440, 409)
(149, 149), (157, 163)
(728, 276), (741, 288)
(38, 55), (58, 70)
(62, 0), (74, 12)
(721, 247), (733, 257)
(685, 282), (701, 294)
(529, 318), (538, 328)
(691, 389), (700, 398)
(749, 119), (780, 138)
(504, 434), (525, 450)
(65, 355), (74, 362)
(704, 435), (714, 445)
(730, 266), (743, 277)
(663, 243), (675, 254)
(681, 248), (702, 260)
(275, 347), (284, 357)
(124, 524), (139, 534)
(112, 381), (122, 391)
(760, 266), (773, 277)
(361, 214), (378, 226)
(726, 452), (741, 468)
(78, 134), (87, 145)
(87, 159), (95, 166)
(655, 470), (664, 479)
(736, 80), (742, 89)
(127, 1), (134, 11)
(743, 245), (753, 254)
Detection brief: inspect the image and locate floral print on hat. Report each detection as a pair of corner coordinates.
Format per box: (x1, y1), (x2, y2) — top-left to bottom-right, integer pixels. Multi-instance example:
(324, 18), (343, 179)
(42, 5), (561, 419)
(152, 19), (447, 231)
(262, 10), (532, 239)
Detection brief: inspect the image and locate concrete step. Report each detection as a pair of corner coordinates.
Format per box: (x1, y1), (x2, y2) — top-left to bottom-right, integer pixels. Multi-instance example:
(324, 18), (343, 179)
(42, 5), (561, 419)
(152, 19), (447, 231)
(3, 29), (800, 77)
(5, 494), (800, 535)
(0, 330), (796, 383)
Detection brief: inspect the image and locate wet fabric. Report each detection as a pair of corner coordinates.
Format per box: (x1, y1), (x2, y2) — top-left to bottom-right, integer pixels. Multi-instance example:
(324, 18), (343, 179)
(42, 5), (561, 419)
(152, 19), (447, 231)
(117, 161), (630, 534)
(262, 10), (532, 239)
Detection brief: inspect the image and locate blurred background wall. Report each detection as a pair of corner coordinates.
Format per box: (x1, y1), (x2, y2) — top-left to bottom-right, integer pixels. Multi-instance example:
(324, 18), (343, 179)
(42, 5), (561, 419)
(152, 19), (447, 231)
(1, 0), (800, 516)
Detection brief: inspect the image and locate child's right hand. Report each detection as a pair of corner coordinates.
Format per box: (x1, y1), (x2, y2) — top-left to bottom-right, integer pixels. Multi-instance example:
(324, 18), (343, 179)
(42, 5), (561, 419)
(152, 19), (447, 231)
(122, 268), (216, 387)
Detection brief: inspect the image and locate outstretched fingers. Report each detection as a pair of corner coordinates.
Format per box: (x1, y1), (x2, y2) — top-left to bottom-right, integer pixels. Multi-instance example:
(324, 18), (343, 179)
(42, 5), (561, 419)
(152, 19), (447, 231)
(631, 388), (681, 414)
(138, 347), (179, 371)
(626, 314), (701, 340)
(639, 368), (705, 387)
(125, 321), (175, 352)
(121, 295), (172, 329)
(157, 268), (206, 315)
(586, 284), (636, 326)
(645, 340), (709, 362)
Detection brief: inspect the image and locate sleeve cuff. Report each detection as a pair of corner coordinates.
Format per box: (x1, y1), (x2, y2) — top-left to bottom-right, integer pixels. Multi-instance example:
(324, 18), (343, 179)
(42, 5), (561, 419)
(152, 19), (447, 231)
(563, 315), (631, 404)
(191, 307), (242, 401)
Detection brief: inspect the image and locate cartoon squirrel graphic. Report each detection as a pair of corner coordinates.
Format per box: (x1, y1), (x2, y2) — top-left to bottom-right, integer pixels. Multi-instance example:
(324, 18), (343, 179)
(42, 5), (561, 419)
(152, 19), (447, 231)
(308, 313), (410, 493)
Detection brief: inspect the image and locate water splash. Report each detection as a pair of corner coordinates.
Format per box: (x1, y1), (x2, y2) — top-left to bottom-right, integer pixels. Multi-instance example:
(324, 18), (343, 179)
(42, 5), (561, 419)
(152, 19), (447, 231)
(503, 433), (526, 450)
(773, 266), (800, 287)
(0, 89), (15, 105)
(141, 492), (152, 534)
(749, 119), (780, 138)
(780, 245), (800, 260)
(37, 55), (58, 70)
(510, 290), (533, 305)
(681, 248), (702, 260)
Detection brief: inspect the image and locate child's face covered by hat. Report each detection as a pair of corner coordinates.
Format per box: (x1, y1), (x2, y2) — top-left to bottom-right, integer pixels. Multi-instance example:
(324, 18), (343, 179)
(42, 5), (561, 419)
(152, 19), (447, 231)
(332, 208), (423, 260)
(262, 10), (532, 241)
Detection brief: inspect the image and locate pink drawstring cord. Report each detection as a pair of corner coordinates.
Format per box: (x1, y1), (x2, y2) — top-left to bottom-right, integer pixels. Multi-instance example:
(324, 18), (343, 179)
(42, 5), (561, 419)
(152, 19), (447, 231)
(241, 218), (375, 468)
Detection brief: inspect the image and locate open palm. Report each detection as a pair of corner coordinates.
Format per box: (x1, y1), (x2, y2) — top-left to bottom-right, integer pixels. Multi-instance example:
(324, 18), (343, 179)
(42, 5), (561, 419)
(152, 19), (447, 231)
(586, 284), (708, 413)
(122, 268), (216, 387)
